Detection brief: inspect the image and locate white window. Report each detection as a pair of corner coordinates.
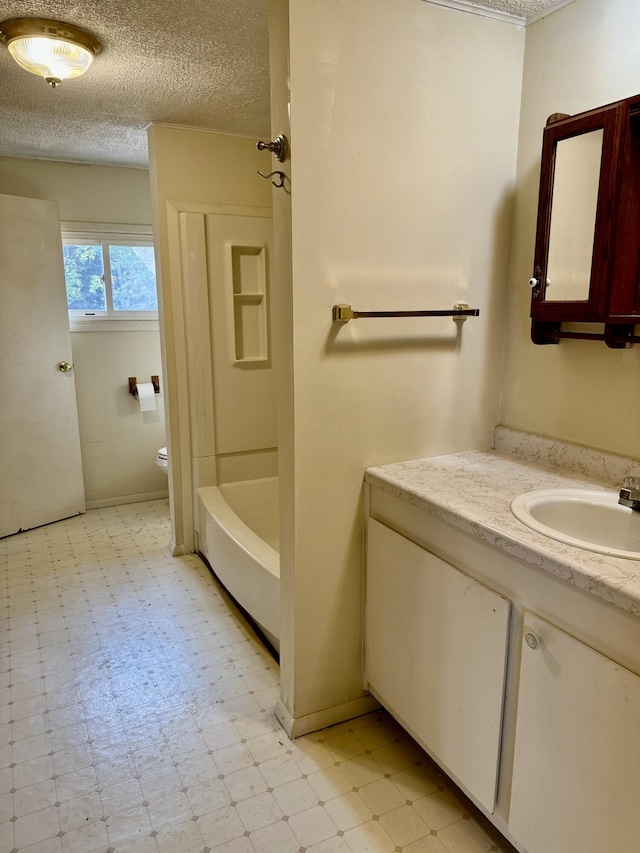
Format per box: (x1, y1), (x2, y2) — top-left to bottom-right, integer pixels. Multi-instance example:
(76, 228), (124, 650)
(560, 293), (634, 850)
(61, 223), (159, 330)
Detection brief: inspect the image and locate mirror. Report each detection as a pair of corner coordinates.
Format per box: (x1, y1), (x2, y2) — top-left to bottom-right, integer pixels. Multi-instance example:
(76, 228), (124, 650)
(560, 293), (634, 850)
(529, 98), (639, 346)
(545, 129), (603, 302)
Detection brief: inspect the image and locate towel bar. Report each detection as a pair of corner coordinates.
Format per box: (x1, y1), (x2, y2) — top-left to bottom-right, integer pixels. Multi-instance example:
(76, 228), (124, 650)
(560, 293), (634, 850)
(332, 302), (479, 323)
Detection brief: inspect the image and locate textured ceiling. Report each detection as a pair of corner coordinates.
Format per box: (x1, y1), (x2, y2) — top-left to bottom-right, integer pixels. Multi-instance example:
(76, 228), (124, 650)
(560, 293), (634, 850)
(0, 0), (564, 168)
(462, 0), (566, 15)
(0, 0), (271, 167)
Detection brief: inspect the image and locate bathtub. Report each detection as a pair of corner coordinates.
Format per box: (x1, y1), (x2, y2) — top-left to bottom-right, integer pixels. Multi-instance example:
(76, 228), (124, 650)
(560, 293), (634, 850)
(196, 477), (279, 651)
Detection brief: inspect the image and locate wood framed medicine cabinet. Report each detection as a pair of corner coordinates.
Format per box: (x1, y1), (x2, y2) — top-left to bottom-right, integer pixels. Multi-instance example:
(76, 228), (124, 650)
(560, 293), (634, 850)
(530, 93), (640, 347)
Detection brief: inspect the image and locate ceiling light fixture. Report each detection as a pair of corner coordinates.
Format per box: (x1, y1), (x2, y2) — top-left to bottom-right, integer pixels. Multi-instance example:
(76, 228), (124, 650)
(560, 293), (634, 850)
(0, 18), (101, 88)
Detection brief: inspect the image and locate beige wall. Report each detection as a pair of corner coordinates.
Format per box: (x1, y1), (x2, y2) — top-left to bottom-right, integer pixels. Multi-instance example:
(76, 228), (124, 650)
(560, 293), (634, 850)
(72, 331), (167, 504)
(0, 157), (167, 505)
(501, 0), (640, 456)
(0, 157), (152, 225)
(147, 125), (273, 552)
(279, 0), (525, 726)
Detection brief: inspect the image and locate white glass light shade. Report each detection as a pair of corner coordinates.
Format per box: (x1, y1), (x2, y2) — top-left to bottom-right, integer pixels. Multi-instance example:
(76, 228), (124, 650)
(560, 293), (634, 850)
(0, 19), (101, 87)
(9, 36), (94, 81)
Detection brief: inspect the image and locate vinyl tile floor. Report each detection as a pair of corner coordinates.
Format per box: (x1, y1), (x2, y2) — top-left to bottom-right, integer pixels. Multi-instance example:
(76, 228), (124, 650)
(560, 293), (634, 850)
(0, 500), (518, 853)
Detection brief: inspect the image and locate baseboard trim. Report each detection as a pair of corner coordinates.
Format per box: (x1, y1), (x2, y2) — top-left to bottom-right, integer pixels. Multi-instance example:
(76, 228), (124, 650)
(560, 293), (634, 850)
(169, 537), (191, 557)
(275, 695), (380, 739)
(85, 490), (169, 510)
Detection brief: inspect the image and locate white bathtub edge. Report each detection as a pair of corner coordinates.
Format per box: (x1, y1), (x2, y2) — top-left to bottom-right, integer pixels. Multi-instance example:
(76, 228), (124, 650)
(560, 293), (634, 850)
(196, 484), (280, 651)
(197, 486), (279, 578)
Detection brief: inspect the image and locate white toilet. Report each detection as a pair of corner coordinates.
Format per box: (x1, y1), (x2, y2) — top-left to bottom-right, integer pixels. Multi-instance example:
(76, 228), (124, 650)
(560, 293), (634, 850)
(156, 446), (168, 474)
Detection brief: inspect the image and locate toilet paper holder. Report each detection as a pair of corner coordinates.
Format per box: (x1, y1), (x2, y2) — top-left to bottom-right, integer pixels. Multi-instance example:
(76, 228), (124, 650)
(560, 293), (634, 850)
(129, 376), (160, 396)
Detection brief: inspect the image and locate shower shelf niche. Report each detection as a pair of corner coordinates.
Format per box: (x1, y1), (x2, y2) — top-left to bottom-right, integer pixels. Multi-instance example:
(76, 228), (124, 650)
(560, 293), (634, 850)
(226, 241), (269, 363)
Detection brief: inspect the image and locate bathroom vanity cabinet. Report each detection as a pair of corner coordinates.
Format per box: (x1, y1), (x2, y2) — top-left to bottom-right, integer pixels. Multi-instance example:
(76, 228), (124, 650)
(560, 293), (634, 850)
(366, 519), (510, 814)
(364, 473), (640, 853)
(509, 612), (640, 853)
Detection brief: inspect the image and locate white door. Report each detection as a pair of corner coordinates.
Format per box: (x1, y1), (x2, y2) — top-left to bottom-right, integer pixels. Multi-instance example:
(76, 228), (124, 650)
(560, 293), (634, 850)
(0, 194), (85, 538)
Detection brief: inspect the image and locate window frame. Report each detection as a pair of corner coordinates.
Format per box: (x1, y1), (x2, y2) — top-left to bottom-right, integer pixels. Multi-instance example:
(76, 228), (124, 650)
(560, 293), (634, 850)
(61, 222), (160, 331)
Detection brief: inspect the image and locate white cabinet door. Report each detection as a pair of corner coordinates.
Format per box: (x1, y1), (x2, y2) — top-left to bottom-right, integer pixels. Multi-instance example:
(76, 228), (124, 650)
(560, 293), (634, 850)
(365, 519), (511, 812)
(510, 612), (640, 853)
(0, 194), (85, 537)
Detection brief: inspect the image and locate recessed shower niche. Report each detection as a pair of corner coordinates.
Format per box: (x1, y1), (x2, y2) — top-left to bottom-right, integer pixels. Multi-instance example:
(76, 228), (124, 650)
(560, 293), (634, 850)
(168, 208), (276, 498)
(226, 241), (269, 363)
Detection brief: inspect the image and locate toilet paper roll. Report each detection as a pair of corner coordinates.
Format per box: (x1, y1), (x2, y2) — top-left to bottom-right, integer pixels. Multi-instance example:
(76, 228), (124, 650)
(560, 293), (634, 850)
(137, 382), (157, 412)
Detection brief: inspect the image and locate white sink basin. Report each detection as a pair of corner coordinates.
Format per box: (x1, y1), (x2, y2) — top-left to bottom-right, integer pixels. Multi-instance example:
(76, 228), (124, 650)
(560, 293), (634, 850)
(511, 488), (640, 560)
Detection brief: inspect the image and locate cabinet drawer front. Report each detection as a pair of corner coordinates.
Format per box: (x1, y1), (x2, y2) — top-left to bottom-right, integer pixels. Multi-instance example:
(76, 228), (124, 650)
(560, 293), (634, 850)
(510, 612), (640, 853)
(365, 519), (511, 813)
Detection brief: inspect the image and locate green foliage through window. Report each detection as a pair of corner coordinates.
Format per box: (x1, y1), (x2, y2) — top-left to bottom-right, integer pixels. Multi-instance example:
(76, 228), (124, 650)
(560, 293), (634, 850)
(63, 244), (106, 311)
(110, 245), (158, 311)
(62, 236), (158, 317)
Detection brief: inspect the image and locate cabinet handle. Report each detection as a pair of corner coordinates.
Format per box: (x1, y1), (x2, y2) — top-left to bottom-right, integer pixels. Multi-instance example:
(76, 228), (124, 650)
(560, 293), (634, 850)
(528, 266), (542, 300)
(525, 632), (540, 650)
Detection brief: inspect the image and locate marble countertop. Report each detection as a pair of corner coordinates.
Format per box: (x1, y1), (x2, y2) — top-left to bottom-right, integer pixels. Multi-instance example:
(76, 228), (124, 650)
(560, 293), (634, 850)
(365, 427), (640, 617)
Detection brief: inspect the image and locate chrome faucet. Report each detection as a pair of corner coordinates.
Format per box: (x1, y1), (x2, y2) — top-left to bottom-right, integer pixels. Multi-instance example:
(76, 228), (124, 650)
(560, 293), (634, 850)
(618, 477), (640, 511)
